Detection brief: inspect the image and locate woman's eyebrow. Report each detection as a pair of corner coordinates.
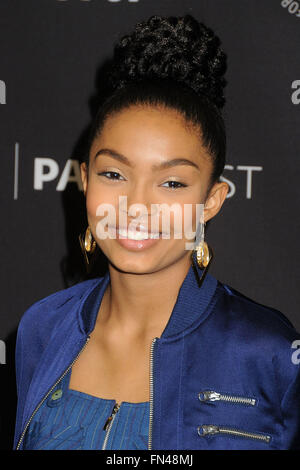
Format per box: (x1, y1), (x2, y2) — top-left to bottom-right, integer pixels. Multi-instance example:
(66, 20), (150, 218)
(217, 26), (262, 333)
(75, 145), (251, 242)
(94, 148), (200, 171)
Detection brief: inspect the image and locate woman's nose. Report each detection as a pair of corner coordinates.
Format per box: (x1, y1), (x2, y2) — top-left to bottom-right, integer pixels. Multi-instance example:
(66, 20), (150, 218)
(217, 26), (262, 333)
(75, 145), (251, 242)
(124, 183), (153, 216)
(119, 183), (160, 222)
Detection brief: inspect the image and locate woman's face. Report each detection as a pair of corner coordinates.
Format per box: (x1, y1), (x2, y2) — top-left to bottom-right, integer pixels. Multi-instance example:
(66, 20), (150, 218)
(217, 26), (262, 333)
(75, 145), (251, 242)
(81, 105), (228, 274)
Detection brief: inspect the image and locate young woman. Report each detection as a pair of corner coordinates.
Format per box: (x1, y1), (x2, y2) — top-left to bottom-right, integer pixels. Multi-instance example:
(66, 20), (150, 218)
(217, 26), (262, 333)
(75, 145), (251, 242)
(14, 14), (300, 450)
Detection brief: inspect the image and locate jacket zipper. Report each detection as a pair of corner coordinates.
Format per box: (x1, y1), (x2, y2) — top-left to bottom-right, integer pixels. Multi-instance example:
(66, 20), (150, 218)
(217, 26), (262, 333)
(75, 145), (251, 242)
(101, 336), (158, 450)
(17, 335), (158, 450)
(198, 390), (256, 406)
(198, 425), (271, 443)
(101, 402), (121, 449)
(148, 337), (158, 450)
(16, 335), (91, 450)
(101, 337), (158, 450)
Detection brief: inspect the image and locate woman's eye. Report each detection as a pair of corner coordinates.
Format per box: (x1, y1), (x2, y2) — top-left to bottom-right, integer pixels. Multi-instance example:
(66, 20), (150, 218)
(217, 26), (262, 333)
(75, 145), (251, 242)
(98, 171), (124, 180)
(162, 181), (187, 189)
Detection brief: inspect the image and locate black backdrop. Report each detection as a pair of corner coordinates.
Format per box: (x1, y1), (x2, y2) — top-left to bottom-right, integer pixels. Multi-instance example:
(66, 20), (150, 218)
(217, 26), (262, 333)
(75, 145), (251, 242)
(0, 0), (300, 450)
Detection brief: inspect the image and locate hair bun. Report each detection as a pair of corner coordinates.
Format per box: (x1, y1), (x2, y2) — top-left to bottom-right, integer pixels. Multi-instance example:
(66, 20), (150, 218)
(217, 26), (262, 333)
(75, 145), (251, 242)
(109, 14), (227, 109)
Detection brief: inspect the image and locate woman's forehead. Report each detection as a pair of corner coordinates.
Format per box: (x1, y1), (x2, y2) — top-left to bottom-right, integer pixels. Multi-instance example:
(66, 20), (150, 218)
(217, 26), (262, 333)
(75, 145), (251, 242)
(91, 105), (207, 160)
(102, 104), (198, 134)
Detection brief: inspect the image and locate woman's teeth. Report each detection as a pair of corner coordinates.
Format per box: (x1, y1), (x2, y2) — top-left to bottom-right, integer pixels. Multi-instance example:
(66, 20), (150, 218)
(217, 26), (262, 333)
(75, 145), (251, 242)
(118, 228), (160, 240)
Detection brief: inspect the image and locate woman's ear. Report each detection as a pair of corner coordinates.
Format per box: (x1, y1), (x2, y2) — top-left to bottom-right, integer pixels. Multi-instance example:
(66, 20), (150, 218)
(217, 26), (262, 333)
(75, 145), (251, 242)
(80, 162), (88, 196)
(204, 181), (229, 222)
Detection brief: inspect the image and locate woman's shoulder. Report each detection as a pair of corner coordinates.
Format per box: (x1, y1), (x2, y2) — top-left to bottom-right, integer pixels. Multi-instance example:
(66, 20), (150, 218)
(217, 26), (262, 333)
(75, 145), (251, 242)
(214, 280), (299, 341)
(213, 281), (300, 414)
(17, 277), (103, 335)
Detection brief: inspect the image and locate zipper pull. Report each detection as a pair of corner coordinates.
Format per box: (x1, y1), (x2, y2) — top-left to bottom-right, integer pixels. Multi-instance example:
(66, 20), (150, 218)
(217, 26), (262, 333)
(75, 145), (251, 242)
(198, 425), (219, 436)
(103, 403), (120, 431)
(198, 391), (221, 402)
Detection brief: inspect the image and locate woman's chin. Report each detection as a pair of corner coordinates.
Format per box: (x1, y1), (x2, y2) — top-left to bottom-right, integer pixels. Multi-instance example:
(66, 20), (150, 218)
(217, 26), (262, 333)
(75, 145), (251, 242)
(108, 257), (157, 275)
(104, 248), (164, 275)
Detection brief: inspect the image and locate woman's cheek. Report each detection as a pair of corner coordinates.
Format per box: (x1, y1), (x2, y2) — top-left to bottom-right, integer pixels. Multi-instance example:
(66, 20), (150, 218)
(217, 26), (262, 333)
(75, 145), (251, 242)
(86, 190), (102, 222)
(86, 179), (115, 218)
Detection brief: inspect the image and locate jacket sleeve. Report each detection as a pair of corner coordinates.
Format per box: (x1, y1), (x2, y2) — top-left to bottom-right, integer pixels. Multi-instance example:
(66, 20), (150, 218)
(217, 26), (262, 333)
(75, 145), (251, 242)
(13, 296), (59, 449)
(14, 318), (26, 449)
(280, 360), (300, 449)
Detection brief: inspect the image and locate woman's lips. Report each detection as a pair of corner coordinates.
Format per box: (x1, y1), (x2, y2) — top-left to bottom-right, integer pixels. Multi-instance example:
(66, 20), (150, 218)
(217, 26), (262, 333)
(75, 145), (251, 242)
(118, 227), (161, 240)
(108, 226), (166, 251)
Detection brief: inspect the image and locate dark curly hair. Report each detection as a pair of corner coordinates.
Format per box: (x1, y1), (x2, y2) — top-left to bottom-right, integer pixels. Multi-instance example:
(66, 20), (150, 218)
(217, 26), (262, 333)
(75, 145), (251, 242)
(85, 14), (228, 188)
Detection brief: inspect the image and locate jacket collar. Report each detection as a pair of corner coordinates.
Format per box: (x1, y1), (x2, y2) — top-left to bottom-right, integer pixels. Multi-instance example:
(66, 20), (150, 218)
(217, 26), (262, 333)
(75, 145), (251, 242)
(78, 251), (218, 338)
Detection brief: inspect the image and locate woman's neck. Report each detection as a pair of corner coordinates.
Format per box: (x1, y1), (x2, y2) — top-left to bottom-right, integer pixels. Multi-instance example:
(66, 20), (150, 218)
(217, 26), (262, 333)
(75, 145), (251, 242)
(96, 253), (192, 339)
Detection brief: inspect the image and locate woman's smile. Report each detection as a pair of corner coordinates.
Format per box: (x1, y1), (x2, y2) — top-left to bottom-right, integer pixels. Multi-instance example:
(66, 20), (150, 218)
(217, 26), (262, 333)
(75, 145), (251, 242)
(106, 225), (164, 251)
(115, 233), (162, 251)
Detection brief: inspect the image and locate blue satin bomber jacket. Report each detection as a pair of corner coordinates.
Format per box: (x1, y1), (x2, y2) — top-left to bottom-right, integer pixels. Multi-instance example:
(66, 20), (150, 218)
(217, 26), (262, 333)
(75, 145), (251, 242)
(14, 259), (300, 450)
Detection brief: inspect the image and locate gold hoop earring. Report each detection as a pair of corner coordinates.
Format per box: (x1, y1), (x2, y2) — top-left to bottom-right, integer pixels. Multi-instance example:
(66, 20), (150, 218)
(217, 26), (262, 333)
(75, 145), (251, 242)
(195, 240), (211, 269)
(79, 226), (97, 273)
(191, 242), (213, 289)
(191, 222), (213, 288)
(84, 226), (96, 254)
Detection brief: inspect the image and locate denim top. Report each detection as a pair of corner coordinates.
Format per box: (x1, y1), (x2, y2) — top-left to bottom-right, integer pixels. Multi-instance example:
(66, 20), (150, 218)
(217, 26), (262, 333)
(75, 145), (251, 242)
(23, 368), (150, 450)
